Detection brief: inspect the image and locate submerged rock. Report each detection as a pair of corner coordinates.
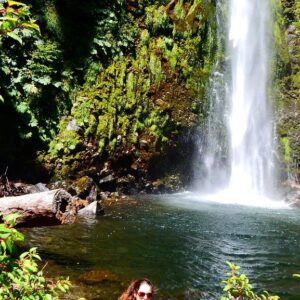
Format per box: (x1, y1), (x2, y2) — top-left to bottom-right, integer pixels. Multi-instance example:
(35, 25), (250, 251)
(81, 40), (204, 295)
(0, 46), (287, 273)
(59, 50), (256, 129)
(80, 270), (119, 284)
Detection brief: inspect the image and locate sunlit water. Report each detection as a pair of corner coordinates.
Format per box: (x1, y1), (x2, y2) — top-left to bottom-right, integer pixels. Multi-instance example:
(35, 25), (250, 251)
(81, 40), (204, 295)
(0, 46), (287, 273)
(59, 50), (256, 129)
(23, 195), (300, 300)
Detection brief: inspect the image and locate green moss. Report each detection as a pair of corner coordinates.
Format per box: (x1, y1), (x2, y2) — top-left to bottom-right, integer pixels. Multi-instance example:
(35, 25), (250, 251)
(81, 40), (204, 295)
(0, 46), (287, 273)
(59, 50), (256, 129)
(149, 52), (163, 87)
(140, 29), (150, 46)
(281, 137), (292, 164)
(271, 0), (290, 80)
(145, 5), (170, 35)
(173, 0), (185, 21)
(48, 117), (81, 157)
(44, 1), (63, 40)
(47, 0), (218, 178)
(273, 0), (300, 180)
(168, 43), (179, 70)
(126, 71), (136, 105)
(84, 62), (103, 87)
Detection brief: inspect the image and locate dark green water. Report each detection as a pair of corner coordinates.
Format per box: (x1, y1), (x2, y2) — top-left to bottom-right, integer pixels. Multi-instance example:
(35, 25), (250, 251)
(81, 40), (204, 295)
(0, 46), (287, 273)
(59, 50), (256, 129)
(22, 194), (300, 299)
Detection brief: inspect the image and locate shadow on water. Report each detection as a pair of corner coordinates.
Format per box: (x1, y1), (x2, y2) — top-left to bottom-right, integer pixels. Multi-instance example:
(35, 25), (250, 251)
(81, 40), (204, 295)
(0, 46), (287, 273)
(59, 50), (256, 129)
(22, 194), (300, 299)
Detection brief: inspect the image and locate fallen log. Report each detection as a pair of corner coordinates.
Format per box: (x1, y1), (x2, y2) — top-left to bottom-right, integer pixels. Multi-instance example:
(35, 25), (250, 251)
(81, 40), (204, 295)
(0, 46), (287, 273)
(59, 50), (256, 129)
(0, 189), (77, 227)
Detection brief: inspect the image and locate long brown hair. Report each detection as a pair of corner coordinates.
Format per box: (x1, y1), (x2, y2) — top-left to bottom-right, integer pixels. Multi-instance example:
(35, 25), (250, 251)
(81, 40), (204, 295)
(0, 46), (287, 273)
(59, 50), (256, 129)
(118, 278), (154, 300)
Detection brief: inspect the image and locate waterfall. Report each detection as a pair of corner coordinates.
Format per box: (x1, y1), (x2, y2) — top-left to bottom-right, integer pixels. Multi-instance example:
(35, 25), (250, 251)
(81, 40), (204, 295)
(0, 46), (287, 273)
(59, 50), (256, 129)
(228, 0), (275, 197)
(195, 0), (229, 192)
(197, 0), (280, 204)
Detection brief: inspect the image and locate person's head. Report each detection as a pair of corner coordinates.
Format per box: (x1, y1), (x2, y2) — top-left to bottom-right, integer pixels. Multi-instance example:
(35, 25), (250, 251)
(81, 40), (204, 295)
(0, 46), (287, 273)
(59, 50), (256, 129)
(119, 278), (154, 300)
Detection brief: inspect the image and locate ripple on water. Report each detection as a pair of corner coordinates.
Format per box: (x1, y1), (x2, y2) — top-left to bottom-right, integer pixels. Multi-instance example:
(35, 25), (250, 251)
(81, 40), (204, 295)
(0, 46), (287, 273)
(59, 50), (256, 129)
(21, 194), (300, 299)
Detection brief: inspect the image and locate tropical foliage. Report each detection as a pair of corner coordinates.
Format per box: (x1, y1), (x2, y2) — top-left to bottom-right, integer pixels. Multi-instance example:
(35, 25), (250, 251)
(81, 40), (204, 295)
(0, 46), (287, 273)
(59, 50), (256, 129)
(0, 213), (70, 299)
(45, 0), (217, 180)
(0, 0), (39, 37)
(221, 262), (280, 300)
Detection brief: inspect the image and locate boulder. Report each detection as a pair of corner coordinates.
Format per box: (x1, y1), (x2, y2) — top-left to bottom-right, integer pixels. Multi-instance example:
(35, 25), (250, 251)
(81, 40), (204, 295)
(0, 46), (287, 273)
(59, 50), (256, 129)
(78, 201), (104, 216)
(48, 176), (101, 202)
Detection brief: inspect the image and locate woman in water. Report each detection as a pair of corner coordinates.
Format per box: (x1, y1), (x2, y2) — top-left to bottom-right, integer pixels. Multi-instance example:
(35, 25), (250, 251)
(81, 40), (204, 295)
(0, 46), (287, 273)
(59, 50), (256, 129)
(119, 278), (155, 300)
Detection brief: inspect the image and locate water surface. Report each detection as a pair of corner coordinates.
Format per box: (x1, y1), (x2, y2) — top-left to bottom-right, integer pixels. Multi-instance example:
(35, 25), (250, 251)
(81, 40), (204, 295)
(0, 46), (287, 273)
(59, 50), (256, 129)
(23, 194), (300, 299)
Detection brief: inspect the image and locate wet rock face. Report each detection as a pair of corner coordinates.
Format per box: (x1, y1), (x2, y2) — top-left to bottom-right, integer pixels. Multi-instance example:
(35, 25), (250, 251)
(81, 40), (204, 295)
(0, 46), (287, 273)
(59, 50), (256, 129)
(286, 190), (300, 208)
(99, 127), (197, 194)
(286, 24), (299, 65)
(284, 181), (300, 209)
(46, 124), (197, 195)
(275, 1), (300, 182)
(99, 174), (117, 192)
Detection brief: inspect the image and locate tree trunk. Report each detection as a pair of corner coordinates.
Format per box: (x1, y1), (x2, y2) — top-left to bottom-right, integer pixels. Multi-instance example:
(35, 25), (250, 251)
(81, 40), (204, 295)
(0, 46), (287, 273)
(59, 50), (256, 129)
(0, 189), (77, 227)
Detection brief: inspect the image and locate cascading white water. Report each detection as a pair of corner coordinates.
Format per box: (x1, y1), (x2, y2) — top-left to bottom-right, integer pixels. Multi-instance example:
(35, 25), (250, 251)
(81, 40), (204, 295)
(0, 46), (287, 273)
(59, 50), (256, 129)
(195, 0), (285, 206)
(227, 0), (276, 198)
(194, 0), (230, 192)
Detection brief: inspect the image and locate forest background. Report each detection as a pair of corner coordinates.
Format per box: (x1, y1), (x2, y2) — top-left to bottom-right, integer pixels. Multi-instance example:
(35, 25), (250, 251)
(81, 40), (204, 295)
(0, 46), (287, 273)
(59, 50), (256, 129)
(0, 0), (299, 195)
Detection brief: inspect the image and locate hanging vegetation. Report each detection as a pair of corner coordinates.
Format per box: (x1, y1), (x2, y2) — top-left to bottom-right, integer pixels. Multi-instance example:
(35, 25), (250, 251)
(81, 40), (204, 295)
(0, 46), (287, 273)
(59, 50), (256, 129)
(42, 0), (218, 192)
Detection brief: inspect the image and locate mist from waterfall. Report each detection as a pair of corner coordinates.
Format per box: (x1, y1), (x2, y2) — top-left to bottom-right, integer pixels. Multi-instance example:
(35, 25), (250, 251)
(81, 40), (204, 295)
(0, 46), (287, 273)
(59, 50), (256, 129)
(195, 0), (280, 205)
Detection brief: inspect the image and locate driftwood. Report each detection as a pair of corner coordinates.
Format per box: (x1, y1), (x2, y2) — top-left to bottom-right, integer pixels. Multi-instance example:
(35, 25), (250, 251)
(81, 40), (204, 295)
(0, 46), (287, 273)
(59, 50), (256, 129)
(0, 189), (77, 227)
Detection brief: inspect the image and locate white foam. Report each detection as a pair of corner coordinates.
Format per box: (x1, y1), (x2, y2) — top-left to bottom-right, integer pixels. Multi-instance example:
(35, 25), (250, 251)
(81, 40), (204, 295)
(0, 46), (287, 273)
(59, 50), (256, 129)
(163, 191), (290, 210)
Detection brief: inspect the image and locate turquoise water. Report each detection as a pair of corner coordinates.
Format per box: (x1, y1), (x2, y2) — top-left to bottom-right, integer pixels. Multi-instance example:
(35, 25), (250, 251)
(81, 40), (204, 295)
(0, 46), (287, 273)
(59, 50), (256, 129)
(23, 194), (300, 299)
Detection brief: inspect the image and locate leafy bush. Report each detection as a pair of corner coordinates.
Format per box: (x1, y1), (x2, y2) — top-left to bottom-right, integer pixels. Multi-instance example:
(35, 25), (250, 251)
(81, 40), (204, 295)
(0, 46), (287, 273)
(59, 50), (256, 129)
(0, 0), (39, 39)
(0, 0), (74, 172)
(0, 213), (70, 299)
(221, 261), (280, 300)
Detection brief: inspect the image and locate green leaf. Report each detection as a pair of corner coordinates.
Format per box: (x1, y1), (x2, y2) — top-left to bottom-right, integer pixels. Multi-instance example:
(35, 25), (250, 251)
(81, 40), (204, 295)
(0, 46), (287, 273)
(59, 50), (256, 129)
(20, 251), (29, 259)
(21, 21), (40, 33)
(16, 102), (28, 114)
(223, 285), (230, 292)
(24, 83), (39, 95)
(1, 240), (7, 251)
(6, 31), (22, 44)
(53, 81), (62, 88)
(90, 48), (97, 55)
(0, 225), (12, 233)
(36, 75), (51, 85)
(1, 66), (10, 75)
(5, 240), (14, 253)
(29, 118), (38, 127)
(2, 16), (18, 23)
(8, 0), (26, 7)
(4, 212), (20, 226)
(0, 233), (10, 239)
